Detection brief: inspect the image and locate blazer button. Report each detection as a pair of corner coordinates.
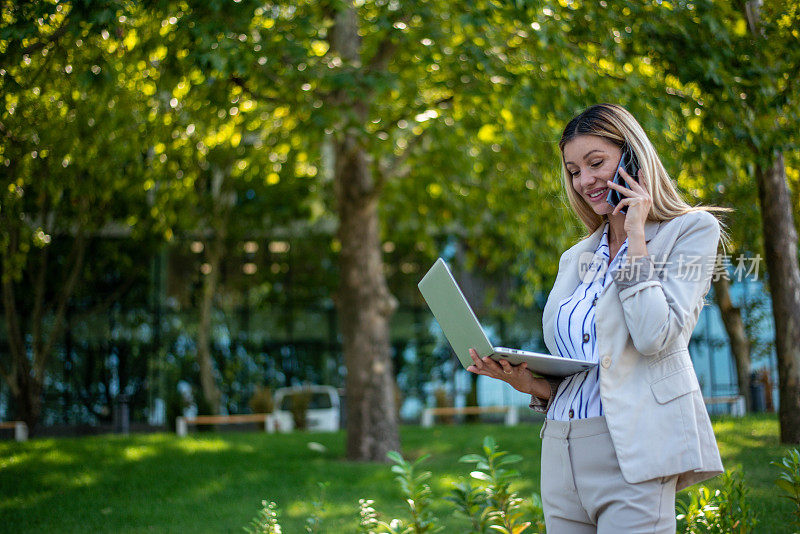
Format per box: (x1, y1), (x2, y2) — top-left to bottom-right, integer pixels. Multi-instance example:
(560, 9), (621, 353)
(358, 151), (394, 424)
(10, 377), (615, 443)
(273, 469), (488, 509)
(601, 357), (611, 368)
(582, 333), (590, 343)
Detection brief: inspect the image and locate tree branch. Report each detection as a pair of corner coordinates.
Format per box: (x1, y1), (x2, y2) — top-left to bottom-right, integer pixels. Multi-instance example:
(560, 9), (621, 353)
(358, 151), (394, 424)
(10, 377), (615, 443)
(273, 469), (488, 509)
(382, 96), (453, 132)
(377, 127), (429, 191)
(365, 34), (398, 74)
(30, 236), (49, 363)
(72, 276), (137, 323)
(365, 9), (413, 74)
(37, 228), (88, 378)
(230, 75), (280, 104)
(0, 225), (25, 397)
(19, 17), (71, 57)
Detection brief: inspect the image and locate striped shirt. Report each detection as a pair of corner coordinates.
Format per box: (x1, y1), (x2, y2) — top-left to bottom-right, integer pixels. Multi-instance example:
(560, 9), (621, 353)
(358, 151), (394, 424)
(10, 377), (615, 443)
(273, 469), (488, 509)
(547, 222), (629, 421)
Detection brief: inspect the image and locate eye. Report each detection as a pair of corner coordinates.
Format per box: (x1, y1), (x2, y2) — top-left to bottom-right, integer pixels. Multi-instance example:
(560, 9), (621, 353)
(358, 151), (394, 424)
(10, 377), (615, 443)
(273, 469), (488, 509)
(569, 169), (580, 177)
(590, 160), (603, 167)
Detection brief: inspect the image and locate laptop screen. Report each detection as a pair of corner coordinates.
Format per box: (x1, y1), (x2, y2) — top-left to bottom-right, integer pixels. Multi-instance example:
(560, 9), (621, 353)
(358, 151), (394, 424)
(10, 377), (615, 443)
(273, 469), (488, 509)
(417, 258), (495, 369)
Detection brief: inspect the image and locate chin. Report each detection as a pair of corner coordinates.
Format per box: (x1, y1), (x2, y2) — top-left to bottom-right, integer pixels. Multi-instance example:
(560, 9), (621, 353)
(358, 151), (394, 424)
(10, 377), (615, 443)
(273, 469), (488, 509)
(591, 204), (614, 216)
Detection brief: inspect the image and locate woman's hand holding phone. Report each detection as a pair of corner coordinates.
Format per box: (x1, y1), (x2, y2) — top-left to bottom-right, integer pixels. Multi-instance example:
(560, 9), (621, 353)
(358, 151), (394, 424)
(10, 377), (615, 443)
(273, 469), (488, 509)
(605, 146), (652, 248)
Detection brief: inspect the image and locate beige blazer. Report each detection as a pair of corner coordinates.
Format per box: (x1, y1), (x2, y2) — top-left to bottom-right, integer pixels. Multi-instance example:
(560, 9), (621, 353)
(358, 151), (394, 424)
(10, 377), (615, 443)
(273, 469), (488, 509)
(534, 209), (724, 491)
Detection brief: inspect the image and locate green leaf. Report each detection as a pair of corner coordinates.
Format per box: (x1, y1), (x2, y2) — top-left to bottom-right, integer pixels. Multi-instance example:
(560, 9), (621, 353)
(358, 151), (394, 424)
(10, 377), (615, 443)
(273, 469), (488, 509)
(470, 471), (491, 481)
(497, 454), (523, 465)
(386, 451), (405, 464)
(776, 479), (798, 494)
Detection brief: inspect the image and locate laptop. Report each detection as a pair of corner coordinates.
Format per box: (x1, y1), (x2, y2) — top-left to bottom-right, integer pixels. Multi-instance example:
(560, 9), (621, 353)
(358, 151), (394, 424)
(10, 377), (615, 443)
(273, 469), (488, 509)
(418, 258), (597, 377)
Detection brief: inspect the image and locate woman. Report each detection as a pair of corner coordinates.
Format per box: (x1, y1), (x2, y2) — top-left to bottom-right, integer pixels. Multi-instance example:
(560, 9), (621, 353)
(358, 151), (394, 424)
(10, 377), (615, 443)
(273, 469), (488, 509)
(467, 103), (725, 533)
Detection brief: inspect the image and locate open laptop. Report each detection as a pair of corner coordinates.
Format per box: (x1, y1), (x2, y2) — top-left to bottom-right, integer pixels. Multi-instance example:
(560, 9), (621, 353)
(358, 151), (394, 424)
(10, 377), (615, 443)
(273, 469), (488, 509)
(418, 258), (597, 377)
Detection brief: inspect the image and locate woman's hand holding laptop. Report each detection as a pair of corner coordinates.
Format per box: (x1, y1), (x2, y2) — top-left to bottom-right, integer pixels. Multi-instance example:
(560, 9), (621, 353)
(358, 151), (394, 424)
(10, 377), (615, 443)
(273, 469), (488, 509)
(467, 348), (552, 400)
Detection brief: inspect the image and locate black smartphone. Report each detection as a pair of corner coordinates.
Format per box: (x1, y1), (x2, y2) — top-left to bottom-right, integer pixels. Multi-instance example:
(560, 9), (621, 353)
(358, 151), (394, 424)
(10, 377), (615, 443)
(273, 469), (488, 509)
(606, 144), (640, 214)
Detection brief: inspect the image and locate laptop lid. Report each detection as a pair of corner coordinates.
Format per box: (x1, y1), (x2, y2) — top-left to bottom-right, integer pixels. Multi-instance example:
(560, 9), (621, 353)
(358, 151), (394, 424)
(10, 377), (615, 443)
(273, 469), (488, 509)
(417, 258), (495, 369)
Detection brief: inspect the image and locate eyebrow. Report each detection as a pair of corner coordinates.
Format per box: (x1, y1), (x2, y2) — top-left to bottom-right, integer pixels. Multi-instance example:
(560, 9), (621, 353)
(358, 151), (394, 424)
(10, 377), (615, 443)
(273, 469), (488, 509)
(564, 149), (605, 166)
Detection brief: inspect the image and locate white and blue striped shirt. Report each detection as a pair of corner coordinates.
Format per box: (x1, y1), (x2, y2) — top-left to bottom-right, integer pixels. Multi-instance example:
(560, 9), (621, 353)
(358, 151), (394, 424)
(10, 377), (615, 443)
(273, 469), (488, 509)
(547, 222), (628, 421)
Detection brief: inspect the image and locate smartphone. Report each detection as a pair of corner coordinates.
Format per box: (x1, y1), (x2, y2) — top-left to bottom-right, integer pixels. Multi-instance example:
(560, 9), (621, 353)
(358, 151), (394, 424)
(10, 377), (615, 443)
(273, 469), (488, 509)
(606, 144), (640, 214)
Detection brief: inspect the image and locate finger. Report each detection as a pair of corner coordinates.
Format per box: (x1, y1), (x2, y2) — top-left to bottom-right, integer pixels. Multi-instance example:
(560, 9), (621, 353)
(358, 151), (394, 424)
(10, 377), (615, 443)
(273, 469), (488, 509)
(612, 198), (625, 216)
(499, 360), (513, 374)
(619, 167), (645, 192)
(612, 197), (634, 216)
(469, 349), (482, 367)
(606, 179), (632, 197)
(482, 356), (503, 373)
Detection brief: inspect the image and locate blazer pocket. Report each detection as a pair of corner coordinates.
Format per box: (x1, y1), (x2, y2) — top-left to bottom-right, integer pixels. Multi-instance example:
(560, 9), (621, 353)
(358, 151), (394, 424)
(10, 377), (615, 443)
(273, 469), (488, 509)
(650, 367), (700, 404)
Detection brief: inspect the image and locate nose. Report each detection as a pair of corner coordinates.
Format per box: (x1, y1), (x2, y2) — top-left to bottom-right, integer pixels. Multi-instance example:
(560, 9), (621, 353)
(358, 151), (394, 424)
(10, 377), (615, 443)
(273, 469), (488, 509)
(579, 168), (601, 189)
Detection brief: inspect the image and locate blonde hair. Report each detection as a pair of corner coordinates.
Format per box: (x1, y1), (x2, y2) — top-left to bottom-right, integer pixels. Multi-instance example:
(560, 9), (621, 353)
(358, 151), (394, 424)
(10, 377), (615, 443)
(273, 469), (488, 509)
(558, 103), (730, 246)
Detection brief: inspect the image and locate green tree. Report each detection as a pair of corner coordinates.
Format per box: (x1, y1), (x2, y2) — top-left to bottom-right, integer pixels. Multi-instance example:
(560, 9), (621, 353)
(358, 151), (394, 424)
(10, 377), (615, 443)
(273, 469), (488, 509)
(136, 0), (674, 459)
(0, 1), (159, 429)
(624, 0), (799, 440)
(123, 6), (316, 413)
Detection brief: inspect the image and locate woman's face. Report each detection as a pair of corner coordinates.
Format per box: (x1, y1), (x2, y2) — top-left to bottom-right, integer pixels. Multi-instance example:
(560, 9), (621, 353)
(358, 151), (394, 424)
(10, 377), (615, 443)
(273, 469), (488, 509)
(562, 135), (623, 216)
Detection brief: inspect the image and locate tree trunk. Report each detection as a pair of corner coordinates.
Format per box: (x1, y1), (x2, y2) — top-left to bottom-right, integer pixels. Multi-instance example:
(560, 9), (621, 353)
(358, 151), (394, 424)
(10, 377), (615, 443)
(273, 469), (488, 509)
(755, 152), (800, 443)
(335, 137), (400, 461)
(194, 168), (231, 416)
(329, 2), (400, 461)
(196, 234), (224, 415)
(1, 226), (86, 432)
(712, 270), (752, 410)
(10, 363), (42, 431)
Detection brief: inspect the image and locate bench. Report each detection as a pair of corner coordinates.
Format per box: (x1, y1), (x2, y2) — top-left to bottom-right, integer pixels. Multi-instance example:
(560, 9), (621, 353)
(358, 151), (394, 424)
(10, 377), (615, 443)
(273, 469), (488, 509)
(0, 421), (28, 442)
(704, 395), (746, 417)
(421, 406), (518, 428)
(175, 413), (275, 437)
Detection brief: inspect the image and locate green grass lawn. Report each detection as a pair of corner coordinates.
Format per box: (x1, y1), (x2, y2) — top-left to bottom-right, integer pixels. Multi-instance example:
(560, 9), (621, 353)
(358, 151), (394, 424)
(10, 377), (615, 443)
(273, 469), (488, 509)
(0, 415), (796, 533)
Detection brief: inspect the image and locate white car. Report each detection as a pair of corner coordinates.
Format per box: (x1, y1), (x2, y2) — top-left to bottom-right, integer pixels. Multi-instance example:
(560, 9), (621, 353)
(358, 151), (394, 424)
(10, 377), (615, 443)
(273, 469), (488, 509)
(270, 385), (340, 433)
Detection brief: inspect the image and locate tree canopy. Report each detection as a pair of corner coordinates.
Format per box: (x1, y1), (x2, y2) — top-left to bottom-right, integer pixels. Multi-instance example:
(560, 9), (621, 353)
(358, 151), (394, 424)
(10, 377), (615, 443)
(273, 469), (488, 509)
(1, 0), (798, 443)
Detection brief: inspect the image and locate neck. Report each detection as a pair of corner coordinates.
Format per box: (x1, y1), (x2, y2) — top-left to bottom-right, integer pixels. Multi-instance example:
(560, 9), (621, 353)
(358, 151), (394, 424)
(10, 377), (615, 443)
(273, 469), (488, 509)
(606, 213), (627, 247)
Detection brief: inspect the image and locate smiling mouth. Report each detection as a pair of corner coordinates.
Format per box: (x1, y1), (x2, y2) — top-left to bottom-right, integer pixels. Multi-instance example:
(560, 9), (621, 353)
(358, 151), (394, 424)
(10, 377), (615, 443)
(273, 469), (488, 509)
(587, 188), (608, 201)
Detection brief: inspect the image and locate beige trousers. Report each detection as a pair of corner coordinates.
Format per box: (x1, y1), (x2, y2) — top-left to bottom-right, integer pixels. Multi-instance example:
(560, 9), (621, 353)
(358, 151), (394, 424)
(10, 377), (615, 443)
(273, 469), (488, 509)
(540, 416), (678, 534)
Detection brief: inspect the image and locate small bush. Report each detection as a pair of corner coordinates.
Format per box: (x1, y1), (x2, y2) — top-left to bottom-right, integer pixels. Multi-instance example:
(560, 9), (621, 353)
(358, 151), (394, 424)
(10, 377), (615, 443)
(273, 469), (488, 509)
(245, 436), (544, 533)
(433, 388), (453, 425)
(773, 448), (800, 529)
(458, 436), (534, 534)
(379, 451), (441, 533)
(244, 500), (282, 534)
(248, 387), (275, 415)
(676, 469), (757, 533)
(276, 390), (312, 430)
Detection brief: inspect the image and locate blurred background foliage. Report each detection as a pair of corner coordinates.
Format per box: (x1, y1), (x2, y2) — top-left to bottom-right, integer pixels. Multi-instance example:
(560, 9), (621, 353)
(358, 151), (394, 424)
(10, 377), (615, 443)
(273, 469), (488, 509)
(0, 0), (797, 431)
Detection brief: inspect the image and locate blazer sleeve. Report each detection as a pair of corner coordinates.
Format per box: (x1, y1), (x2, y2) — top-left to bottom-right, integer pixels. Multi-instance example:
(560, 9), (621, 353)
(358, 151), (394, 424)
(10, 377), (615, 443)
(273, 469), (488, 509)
(611, 211), (720, 356)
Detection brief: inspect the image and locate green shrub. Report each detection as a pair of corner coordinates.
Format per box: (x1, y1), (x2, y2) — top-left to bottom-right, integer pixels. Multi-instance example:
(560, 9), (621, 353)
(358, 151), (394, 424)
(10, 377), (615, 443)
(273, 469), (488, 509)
(433, 388), (453, 425)
(243, 500), (282, 534)
(773, 448), (800, 530)
(358, 498), (380, 534)
(245, 436), (543, 534)
(278, 389), (311, 430)
(676, 470), (757, 533)
(458, 436), (534, 534)
(446, 477), (488, 533)
(381, 451), (440, 533)
(248, 386), (275, 415)
(304, 483), (327, 534)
